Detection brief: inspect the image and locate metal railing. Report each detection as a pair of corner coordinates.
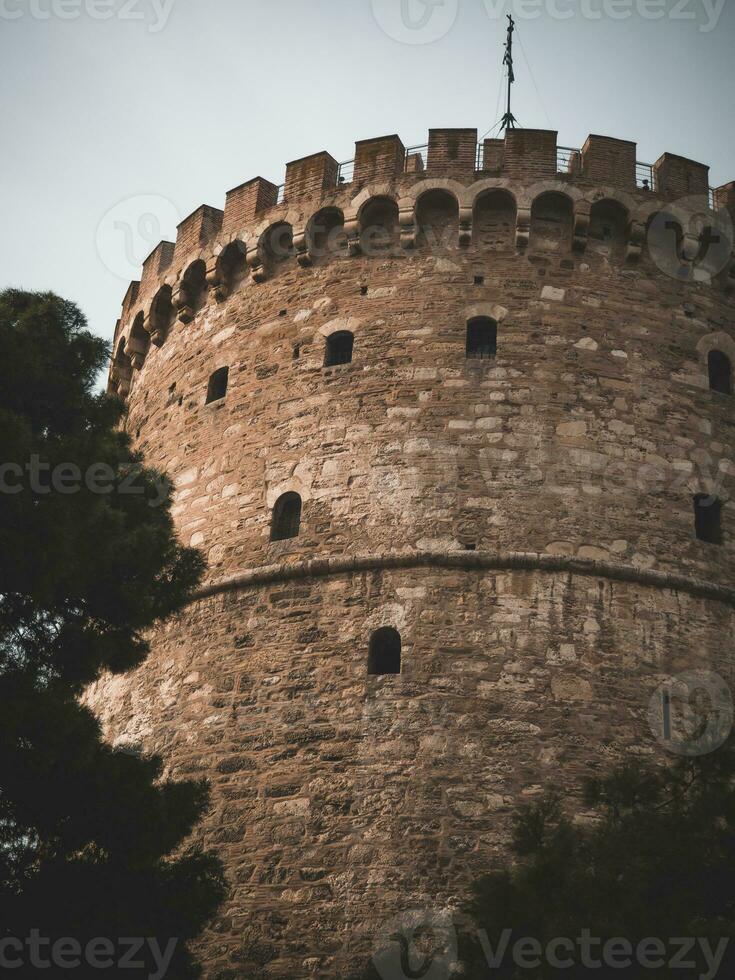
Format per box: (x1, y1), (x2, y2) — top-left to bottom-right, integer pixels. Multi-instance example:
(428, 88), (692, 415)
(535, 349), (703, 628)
(336, 158), (355, 185)
(557, 146), (581, 175)
(636, 162), (655, 191)
(272, 145), (721, 212)
(404, 144), (429, 173)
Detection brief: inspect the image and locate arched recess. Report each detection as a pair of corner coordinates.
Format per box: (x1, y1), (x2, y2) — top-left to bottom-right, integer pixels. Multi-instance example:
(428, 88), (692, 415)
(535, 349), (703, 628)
(529, 192), (574, 252)
(149, 284), (174, 346)
(472, 189), (517, 249)
(179, 260), (208, 322)
(259, 222), (295, 272)
(415, 189), (459, 251)
(216, 240), (247, 296)
(588, 198), (629, 259)
(708, 350), (732, 395)
(466, 317), (497, 359)
(270, 491), (302, 542)
(697, 332), (735, 395)
(368, 627), (401, 676)
(693, 493), (723, 545)
(324, 330), (354, 367)
(307, 207), (347, 261)
(127, 312), (150, 369)
(359, 196), (400, 256)
(111, 338), (132, 397)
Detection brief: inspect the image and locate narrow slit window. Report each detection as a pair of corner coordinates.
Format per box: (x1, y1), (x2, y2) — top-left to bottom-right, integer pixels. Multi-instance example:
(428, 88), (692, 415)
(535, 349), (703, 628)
(708, 350), (732, 395)
(206, 367), (229, 404)
(693, 493), (722, 545)
(466, 317), (497, 360)
(368, 627), (401, 676)
(270, 492), (302, 542)
(325, 331), (354, 367)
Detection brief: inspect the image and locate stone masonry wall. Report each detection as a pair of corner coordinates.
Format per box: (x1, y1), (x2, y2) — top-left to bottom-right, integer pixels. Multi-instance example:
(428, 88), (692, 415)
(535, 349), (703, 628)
(93, 128), (735, 979)
(90, 572), (734, 978)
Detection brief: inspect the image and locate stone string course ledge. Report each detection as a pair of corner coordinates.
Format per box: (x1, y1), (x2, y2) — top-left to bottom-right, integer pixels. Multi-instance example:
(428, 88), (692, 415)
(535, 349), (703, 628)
(92, 124), (735, 980)
(196, 549), (735, 607)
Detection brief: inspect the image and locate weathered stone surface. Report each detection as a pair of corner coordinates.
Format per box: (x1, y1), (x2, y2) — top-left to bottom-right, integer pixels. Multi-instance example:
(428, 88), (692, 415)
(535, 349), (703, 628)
(95, 128), (735, 979)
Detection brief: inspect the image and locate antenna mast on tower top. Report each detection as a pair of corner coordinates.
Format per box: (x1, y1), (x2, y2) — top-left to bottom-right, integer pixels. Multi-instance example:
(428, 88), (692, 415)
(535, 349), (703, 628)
(500, 14), (518, 132)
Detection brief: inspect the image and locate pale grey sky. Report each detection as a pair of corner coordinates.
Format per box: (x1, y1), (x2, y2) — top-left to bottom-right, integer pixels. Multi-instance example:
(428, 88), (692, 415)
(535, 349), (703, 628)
(2, 0), (733, 347)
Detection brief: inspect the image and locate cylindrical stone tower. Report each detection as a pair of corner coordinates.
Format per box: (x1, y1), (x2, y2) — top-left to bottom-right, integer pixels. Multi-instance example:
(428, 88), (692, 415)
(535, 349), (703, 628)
(91, 126), (735, 979)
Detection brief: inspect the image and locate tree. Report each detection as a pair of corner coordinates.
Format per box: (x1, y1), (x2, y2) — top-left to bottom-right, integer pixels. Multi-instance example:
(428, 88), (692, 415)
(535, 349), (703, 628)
(462, 738), (735, 978)
(0, 290), (226, 978)
(358, 739), (735, 979)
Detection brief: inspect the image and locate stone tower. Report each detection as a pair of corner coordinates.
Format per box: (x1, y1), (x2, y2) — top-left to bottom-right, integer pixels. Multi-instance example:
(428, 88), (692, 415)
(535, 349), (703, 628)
(92, 127), (735, 979)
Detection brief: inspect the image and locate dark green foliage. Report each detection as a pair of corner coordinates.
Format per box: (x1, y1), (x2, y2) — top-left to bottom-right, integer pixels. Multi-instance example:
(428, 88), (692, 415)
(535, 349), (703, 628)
(358, 742), (735, 979)
(460, 741), (735, 978)
(0, 291), (226, 977)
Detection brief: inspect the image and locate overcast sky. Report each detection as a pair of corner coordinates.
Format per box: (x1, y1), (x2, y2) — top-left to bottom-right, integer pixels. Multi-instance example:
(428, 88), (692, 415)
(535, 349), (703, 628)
(2, 0), (734, 347)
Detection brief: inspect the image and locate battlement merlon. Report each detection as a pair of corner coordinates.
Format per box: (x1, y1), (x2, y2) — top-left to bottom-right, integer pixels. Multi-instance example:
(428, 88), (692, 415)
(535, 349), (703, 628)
(114, 125), (733, 322)
(173, 204), (224, 266)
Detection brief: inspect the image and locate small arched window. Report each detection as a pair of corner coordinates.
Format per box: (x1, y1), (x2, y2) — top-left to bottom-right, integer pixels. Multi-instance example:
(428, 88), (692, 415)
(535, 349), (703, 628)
(693, 493), (722, 545)
(466, 317), (497, 360)
(270, 492), (302, 542)
(368, 627), (401, 676)
(324, 331), (354, 367)
(708, 350), (732, 395)
(206, 366), (229, 404)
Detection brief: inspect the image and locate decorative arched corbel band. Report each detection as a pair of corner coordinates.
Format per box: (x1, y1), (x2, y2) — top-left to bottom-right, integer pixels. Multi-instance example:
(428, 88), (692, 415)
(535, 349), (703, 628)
(397, 196), (416, 250)
(515, 206), (531, 250)
(626, 220), (646, 264)
(345, 184), (400, 257)
(573, 199), (590, 253)
(192, 549), (735, 609)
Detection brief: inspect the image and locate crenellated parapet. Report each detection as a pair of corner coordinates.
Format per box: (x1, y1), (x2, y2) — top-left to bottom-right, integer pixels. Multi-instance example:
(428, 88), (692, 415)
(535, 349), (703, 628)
(109, 125), (734, 397)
